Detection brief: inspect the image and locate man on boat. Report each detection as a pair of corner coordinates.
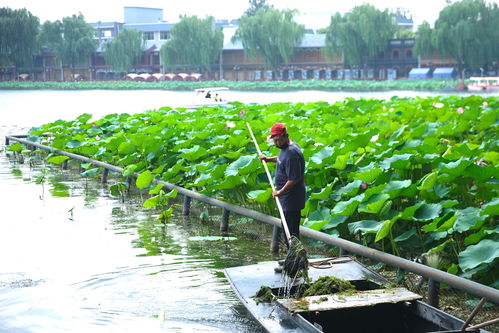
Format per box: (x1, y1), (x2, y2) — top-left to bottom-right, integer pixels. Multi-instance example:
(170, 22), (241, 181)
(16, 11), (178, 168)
(259, 123), (306, 270)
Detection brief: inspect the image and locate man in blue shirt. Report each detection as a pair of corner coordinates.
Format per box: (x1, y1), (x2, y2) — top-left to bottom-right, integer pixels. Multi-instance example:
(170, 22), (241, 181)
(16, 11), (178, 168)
(259, 123), (306, 243)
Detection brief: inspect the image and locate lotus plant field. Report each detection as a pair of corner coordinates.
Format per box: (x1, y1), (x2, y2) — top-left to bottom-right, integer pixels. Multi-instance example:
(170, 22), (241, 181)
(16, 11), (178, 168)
(21, 95), (498, 286)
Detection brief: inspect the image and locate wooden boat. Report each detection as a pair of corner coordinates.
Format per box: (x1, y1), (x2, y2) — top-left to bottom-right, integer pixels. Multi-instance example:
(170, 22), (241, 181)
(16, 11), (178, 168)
(467, 77), (499, 92)
(224, 257), (489, 333)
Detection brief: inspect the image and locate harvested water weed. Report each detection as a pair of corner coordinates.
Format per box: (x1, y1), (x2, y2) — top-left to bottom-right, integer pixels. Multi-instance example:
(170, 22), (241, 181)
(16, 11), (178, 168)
(283, 236), (308, 278)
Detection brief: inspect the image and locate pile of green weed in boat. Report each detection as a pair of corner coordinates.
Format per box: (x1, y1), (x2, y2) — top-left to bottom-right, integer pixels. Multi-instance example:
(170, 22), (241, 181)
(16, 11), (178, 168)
(254, 276), (356, 303)
(18, 96), (498, 286)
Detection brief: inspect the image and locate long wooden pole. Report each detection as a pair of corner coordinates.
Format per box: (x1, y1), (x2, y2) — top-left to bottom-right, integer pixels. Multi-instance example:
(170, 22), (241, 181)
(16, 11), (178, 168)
(246, 122), (291, 243)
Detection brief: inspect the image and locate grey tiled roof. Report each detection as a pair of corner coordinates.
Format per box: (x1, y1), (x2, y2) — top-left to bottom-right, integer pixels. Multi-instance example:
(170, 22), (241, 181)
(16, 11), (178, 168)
(224, 33), (326, 50)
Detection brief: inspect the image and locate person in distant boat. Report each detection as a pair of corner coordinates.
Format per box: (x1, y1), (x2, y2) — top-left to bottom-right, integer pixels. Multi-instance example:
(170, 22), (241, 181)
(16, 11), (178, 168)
(214, 93), (220, 102)
(205, 91), (211, 98)
(259, 123), (306, 243)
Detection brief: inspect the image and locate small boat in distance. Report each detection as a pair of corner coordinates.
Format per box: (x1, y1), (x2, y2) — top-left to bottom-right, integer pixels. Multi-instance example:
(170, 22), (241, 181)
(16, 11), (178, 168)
(468, 77), (499, 92)
(224, 257), (489, 333)
(184, 87), (230, 108)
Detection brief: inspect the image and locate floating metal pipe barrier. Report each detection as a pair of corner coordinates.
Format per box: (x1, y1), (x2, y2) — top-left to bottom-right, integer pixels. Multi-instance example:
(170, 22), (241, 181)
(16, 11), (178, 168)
(5, 134), (499, 305)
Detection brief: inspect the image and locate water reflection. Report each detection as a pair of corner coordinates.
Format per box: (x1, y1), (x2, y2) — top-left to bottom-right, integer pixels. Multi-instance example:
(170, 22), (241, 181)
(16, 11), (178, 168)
(0, 152), (267, 332)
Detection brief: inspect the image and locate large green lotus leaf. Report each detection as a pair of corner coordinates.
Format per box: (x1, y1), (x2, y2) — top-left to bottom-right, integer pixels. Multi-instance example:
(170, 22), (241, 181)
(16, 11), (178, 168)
(136, 170), (154, 189)
(331, 194), (364, 217)
(332, 180), (362, 199)
(179, 145), (207, 161)
(348, 220), (382, 235)
(76, 113), (92, 124)
(390, 125), (408, 140)
(215, 175), (243, 189)
(122, 164), (137, 177)
(401, 202), (424, 220)
(323, 216), (348, 230)
(464, 225), (499, 245)
(81, 167), (99, 177)
(222, 147), (244, 159)
(309, 147), (336, 168)
(423, 211), (454, 232)
(358, 193), (390, 214)
(47, 155), (69, 165)
(438, 158), (472, 177)
(303, 219), (330, 231)
(309, 179), (338, 200)
(380, 154), (413, 170)
(27, 135), (41, 143)
(192, 173), (213, 187)
(463, 164), (496, 182)
(458, 239), (499, 272)
(480, 197), (499, 216)
(454, 207), (487, 233)
(394, 228), (417, 243)
(118, 141), (136, 155)
(247, 189), (272, 203)
(483, 151), (499, 165)
(385, 180), (412, 198)
(66, 140), (84, 149)
(414, 203), (442, 221)
(332, 153), (350, 170)
(225, 155), (259, 177)
(418, 172), (438, 190)
(309, 206), (331, 221)
(375, 217), (397, 242)
(353, 163), (383, 183)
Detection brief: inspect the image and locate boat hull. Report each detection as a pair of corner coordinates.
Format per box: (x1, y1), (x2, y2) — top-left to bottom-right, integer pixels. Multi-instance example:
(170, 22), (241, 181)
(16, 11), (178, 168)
(224, 257), (488, 333)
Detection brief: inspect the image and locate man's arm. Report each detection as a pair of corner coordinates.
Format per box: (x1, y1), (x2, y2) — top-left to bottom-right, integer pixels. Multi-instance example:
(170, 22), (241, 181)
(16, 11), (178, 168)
(259, 155), (277, 163)
(273, 179), (299, 197)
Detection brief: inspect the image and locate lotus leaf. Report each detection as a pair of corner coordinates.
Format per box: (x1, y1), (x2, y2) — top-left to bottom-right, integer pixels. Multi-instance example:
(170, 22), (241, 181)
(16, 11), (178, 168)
(136, 170), (154, 189)
(458, 239), (499, 272)
(348, 220), (382, 235)
(247, 189), (272, 203)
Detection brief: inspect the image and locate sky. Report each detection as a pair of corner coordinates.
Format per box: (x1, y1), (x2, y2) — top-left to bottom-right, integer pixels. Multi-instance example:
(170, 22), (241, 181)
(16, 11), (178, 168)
(2, 0), (499, 29)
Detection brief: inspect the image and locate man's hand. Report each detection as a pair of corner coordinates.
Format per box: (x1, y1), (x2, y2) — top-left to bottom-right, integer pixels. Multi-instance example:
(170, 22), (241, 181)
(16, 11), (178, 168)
(272, 190), (282, 198)
(259, 154), (267, 162)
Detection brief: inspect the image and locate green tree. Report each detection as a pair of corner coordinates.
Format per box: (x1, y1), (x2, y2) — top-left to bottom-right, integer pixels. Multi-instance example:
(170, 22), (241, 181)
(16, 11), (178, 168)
(103, 29), (144, 73)
(160, 16), (223, 72)
(244, 0), (272, 16)
(0, 7), (39, 69)
(233, 7), (305, 79)
(413, 21), (434, 58)
(325, 4), (397, 68)
(432, 0), (499, 73)
(39, 14), (97, 80)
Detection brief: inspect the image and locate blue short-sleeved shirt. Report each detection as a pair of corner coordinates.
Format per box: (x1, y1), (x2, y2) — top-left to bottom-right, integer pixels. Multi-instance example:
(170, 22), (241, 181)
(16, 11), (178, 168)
(275, 142), (306, 211)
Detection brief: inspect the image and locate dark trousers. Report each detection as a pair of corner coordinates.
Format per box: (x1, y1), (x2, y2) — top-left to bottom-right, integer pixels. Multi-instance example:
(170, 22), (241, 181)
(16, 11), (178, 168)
(279, 210), (301, 247)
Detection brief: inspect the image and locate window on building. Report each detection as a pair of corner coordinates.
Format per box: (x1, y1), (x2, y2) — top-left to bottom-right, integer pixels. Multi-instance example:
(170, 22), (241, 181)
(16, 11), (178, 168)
(406, 50), (413, 58)
(393, 50), (399, 59)
(103, 30), (112, 38)
(144, 32), (154, 40)
(160, 31), (170, 40)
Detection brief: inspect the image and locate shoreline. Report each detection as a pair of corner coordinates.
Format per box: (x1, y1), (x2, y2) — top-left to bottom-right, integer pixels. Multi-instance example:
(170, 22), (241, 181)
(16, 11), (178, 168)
(0, 79), (465, 92)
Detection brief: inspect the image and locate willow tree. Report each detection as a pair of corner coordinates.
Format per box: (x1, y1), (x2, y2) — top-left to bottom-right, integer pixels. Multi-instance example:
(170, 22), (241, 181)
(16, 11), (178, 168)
(233, 7), (305, 79)
(104, 29), (144, 73)
(0, 7), (39, 69)
(244, 0), (272, 16)
(432, 0), (499, 73)
(39, 14), (97, 79)
(413, 21), (434, 58)
(325, 4), (397, 68)
(160, 16), (223, 72)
